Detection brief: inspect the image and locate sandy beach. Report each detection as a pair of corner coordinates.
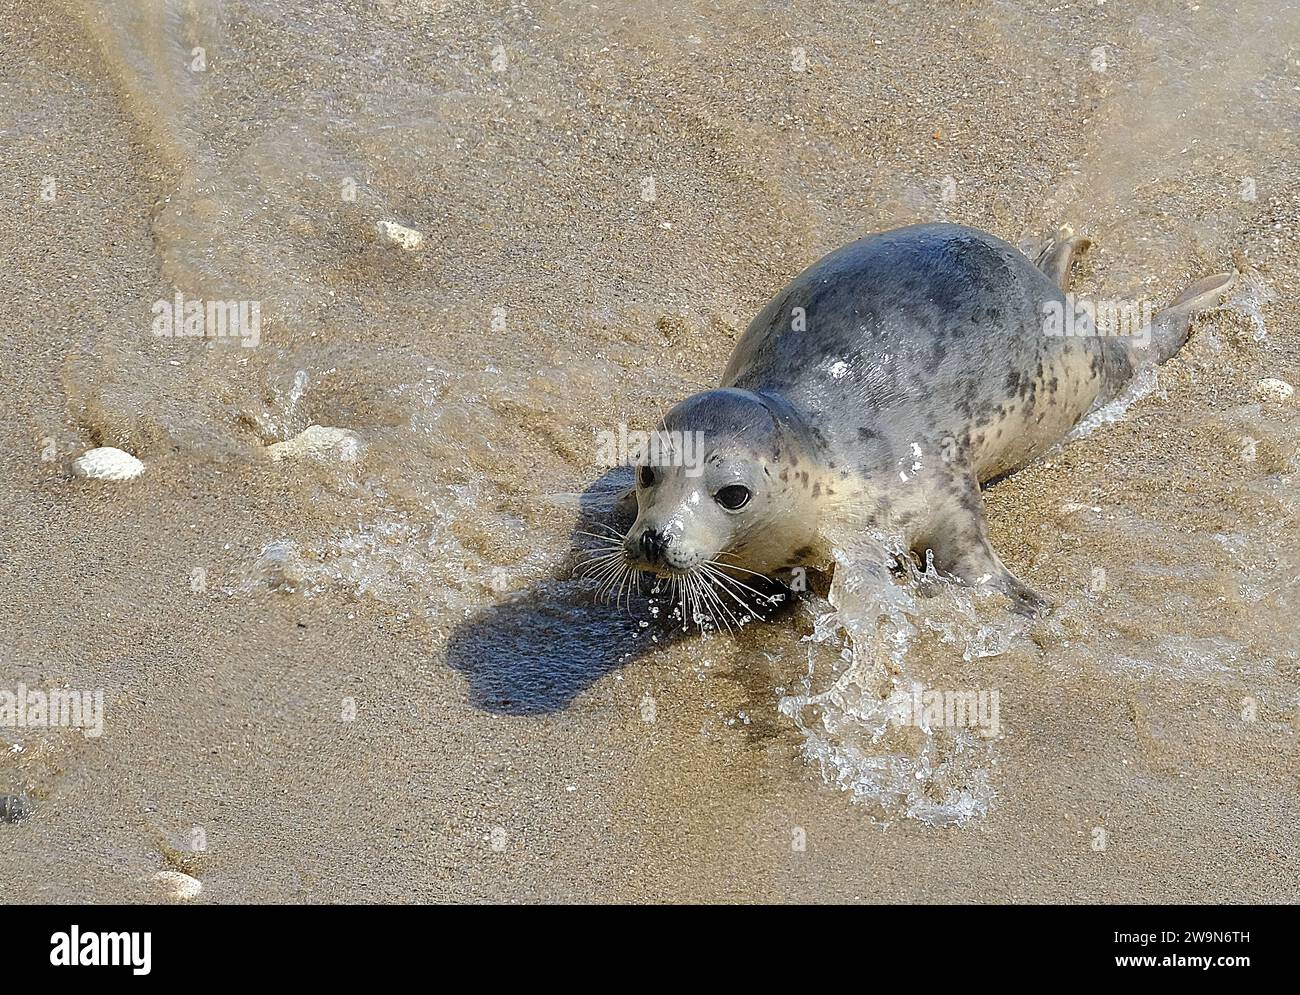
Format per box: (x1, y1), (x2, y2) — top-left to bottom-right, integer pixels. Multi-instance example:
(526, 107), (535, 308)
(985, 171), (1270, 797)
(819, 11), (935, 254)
(0, 0), (1297, 902)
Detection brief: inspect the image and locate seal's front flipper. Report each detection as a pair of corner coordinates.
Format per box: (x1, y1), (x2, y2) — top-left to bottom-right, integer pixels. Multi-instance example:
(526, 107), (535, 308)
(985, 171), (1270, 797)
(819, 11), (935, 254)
(1147, 271), (1236, 364)
(1033, 226), (1092, 291)
(931, 528), (1049, 617)
(916, 480), (1050, 617)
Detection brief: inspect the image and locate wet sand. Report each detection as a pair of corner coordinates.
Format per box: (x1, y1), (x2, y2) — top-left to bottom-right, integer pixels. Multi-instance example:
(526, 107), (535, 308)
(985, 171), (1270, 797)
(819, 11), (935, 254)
(0, 0), (1297, 902)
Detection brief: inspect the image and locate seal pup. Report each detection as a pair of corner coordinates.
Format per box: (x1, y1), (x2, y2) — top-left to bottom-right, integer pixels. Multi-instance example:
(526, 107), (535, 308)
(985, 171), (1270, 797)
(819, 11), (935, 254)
(592, 223), (1231, 620)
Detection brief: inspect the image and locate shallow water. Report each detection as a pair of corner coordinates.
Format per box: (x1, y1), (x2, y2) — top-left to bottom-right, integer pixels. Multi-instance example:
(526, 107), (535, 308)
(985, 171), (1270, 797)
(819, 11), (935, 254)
(0, 0), (1297, 901)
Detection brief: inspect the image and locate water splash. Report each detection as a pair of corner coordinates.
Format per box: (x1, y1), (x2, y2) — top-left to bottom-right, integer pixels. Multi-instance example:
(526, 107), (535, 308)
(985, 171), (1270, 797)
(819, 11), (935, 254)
(1227, 271), (1275, 343)
(1067, 365), (1158, 441)
(778, 549), (1003, 826)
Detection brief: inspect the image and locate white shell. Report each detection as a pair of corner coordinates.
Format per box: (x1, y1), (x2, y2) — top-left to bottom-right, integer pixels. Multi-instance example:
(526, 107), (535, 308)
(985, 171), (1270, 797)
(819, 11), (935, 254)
(148, 870), (203, 901)
(1254, 378), (1295, 403)
(264, 425), (361, 463)
(71, 447), (145, 481)
(376, 219), (424, 251)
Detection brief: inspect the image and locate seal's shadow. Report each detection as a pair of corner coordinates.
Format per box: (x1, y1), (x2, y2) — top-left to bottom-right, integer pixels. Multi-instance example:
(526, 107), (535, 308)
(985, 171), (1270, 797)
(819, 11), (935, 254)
(445, 467), (794, 715)
(445, 468), (672, 715)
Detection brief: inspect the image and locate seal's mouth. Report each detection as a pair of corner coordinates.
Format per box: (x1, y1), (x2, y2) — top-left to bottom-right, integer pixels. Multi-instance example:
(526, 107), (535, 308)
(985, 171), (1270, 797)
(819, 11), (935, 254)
(572, 524), (782, 632)
(632, 560), (698, 578)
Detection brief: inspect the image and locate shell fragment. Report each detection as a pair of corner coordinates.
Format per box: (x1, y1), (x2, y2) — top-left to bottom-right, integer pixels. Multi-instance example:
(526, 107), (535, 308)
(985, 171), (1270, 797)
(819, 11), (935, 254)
(71, 447), (145, 481)
(1254, 378), (1295, 403)
(376, 220), (424, 251)
(148, 870), (203, 901)
(264, 425), (361, 463)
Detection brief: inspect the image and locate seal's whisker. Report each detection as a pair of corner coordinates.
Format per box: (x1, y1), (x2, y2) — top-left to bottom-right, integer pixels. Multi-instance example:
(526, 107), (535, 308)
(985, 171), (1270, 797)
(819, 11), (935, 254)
(582, 563), (624, 590)
(585, 521), (627, 539)
(596, 557), (629, 591)
(597, 568), (629, 604)
(698, 592), (732, 634)
(707, 554), (776, 581)
(702, 560), (775, 599)
(702, 566), (769, 601)
(576, 549), (623, 572)
(664, 576), (681, 624)
(627, 569), (641, 611)
(573, 561), (615, 582)
(623, 568), (643, 613)
(582, 548), (778, 628)
(574, 551), (624, 576)
(687, 573), (705, 629)
(677, 574), (695, 628)
(705, 570), (765, 624)
(574, 548), (622, 565)
(695, 570), (740, 633)
(712, 575), (779, 614)
(587, 557), (629, 595)
(615, 565), (636, 611)
(707, 560), (792, 609)
(575, 530), (624, 544)
(574, 545), (622, 561)
(699, 564), (765, 621)
(689, 572), (720, 632)
(697, 573), (736, 633)
(589, 571), (619, 601)
(573, 549), (622, 567)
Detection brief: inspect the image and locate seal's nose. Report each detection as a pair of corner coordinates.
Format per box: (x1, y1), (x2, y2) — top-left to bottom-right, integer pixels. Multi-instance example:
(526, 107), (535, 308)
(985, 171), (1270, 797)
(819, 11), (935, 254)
(639, 528), (668, 564)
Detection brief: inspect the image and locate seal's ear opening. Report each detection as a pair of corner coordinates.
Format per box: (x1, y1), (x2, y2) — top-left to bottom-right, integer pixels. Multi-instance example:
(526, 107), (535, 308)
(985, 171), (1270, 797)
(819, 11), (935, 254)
(749, 389), (823, 457)
(613, 484), (637, 521)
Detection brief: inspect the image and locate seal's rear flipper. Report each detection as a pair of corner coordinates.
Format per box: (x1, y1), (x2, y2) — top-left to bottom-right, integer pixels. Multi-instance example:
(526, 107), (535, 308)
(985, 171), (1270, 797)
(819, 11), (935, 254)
(1033, 227), (1092, 291)
(1148, 271), (1236, 364)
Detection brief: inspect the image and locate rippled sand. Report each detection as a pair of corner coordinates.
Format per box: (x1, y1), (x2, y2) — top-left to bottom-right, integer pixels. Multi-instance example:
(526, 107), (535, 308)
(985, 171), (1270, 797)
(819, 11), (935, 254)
(0, 0), (1296, 902)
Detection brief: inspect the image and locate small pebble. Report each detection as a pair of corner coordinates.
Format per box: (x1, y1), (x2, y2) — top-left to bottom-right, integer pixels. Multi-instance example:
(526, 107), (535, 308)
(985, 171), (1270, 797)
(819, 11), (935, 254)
(0, 794), (31, 823)
(1254, 378), (1295, 403)
(264, 425), (361, 463)
(70, 447), (145, 481)
(148, 870), (203, 901)
(376, 220), (424, 251)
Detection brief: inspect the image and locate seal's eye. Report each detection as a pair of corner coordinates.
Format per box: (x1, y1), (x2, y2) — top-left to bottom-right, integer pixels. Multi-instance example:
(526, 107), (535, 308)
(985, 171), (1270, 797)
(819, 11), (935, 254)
(639, 466), (655, 487)
(715, 484), (751, 511)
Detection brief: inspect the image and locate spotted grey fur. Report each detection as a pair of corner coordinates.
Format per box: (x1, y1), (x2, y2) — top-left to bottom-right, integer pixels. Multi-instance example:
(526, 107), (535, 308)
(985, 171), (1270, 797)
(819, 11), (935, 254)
(622, 223), (1232, 614)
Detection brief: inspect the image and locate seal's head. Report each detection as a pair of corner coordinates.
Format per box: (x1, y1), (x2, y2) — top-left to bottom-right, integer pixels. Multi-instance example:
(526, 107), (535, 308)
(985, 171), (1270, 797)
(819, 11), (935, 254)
(624, 388), (824, 580)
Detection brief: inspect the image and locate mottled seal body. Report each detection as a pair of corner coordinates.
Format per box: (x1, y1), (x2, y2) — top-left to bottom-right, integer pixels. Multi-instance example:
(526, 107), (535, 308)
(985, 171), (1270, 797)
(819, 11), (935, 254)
(618, 223), (1231, 615)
